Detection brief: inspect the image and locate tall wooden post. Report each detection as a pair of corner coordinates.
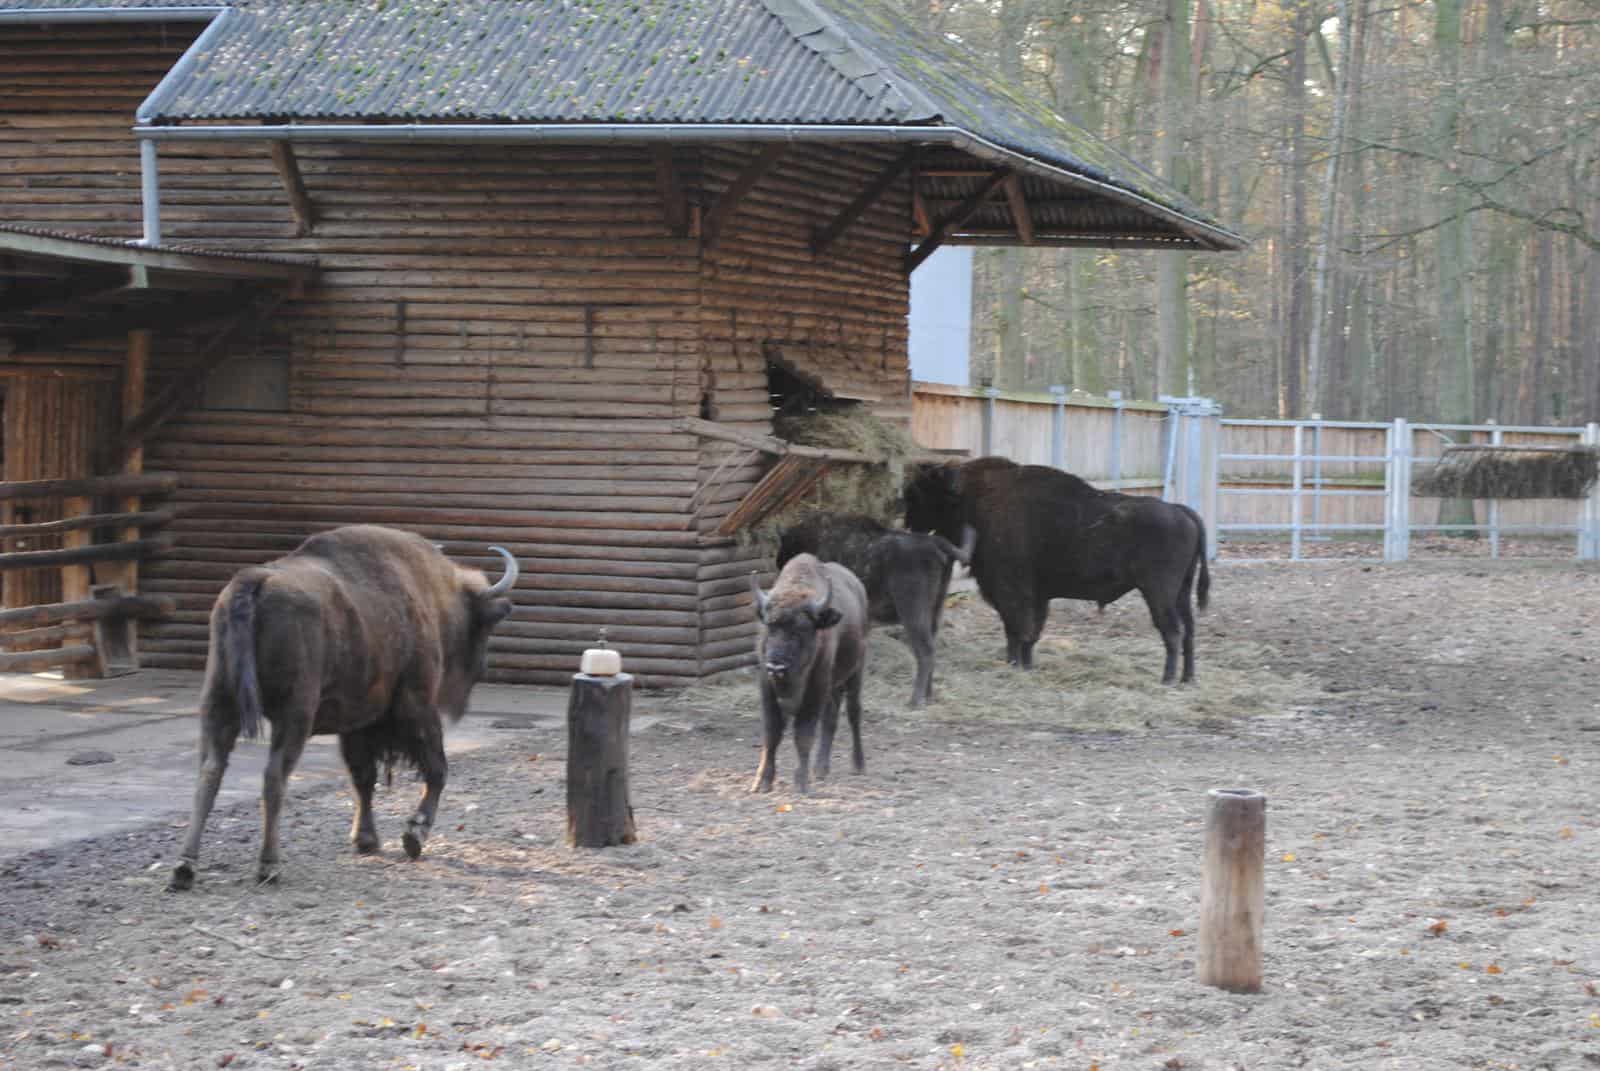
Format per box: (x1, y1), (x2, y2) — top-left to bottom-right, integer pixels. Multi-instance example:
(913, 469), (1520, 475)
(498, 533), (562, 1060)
(566, 643), (637, 848)
(1197, 788), (1266, 993)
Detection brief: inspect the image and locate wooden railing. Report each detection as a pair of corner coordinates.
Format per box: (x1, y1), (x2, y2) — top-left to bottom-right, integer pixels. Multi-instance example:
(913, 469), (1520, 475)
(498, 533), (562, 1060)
(0, 472), (178, 676)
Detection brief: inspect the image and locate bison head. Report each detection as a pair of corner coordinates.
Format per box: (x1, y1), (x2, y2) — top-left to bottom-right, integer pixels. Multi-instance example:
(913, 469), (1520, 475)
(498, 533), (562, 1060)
(902, 462), (965, 541)
(438, 545), (518, 719)
(750, 565), (841, 690)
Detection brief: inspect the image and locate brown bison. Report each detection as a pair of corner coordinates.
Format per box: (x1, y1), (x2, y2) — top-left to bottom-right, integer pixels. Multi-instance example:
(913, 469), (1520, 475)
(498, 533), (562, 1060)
(903, 457), (1210, 683)
(171, 525), (518, 889)
(749, 553), (869, 795)
(777, 512), (973, 708)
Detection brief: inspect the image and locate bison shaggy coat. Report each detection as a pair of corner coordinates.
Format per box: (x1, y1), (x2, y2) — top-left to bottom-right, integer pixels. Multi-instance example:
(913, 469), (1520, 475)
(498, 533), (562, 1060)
(777, 512), (971, 708)
(171, 525), (517, 889)
(904, 457), (1210, 682)
(749, 553), (870, 795)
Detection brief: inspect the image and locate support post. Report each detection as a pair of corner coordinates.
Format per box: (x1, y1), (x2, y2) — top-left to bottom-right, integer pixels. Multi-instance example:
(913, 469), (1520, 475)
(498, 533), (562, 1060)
(60, 495), (102, 678)
(1488, 423), (1503, 559)
(1109, 390), (1124, 487)
(1583, 423), (1600, 561)
(139, 139), (161, 246)
(1389, 418), (1410, 561)
(1290, 422), (1304, 560)
(1049, 384), (1067, 469)
(980, 386), (998, 456)
(566, 660), (637, 849)
(1197, 788), (1266, 993)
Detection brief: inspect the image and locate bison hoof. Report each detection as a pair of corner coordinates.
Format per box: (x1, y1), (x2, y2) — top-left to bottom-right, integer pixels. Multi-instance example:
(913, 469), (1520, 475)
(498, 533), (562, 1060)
(255, 865), (281, 887)
(168, 861), (196, 892)
(749, 778), (773, 794)
(402, 830), (425, 859)
(353, 835), (381, 855)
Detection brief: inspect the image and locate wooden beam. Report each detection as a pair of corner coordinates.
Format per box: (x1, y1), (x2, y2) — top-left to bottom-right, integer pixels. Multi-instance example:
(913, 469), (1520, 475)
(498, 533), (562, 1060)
(0, 593), (174, 630)
(15, 292), (254, 352)
(270, 142), (317, 237)
(118, 295), (283, 458)
(0, 472), (177, 502)
(702, 144), (788, 250)
(904, 168), (1013, 274)
(653, 146), (689, 238)
(811, 147), (917, 258)
(912, 185), (931, 238)
(0, 535), (172, 573)
(0, 228), (316, 283)
(0, 507), (173, 539)
(1004, 175), (1036, 245)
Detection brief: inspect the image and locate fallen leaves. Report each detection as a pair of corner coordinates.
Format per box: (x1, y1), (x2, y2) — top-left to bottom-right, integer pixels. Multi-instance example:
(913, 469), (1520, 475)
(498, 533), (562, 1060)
(1427, 919), (1449, 937)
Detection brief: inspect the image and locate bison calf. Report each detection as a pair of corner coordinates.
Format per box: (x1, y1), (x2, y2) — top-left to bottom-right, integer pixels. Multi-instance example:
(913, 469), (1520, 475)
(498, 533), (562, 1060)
(172, 525), (518, 889)
(777, 512), (972, 708)
(749, 553), (869, 795)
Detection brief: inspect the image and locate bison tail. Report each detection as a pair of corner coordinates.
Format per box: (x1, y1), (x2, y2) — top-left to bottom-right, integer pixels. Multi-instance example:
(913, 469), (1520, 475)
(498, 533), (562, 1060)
(1193, 515), (1212, 613)
(224, 576), (266, 740)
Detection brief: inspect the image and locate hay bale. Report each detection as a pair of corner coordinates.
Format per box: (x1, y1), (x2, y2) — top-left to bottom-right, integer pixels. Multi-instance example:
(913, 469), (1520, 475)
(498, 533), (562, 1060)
(1411, 444), (1600, 500)
(739, 409), (920, 555)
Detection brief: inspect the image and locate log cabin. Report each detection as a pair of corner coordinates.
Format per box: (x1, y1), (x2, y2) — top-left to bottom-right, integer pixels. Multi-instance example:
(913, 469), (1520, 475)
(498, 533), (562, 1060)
(0, 0), (1243, 685)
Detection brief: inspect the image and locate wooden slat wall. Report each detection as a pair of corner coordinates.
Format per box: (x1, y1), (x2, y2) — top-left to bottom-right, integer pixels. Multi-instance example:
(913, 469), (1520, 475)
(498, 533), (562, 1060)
(2, 29), (926, 687)
(694, 144), (914, 672)
(135, 140), (709, 685)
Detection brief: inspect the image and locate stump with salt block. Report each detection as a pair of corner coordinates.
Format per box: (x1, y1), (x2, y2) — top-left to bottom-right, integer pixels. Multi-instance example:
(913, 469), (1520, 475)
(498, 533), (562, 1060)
(1197, 787), (1266, 993)
(565, 636), (637, 848)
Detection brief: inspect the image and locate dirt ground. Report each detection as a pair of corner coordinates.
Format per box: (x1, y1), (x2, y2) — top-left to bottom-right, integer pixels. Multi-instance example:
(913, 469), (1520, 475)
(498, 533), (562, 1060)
(2, 558), (1597, 1071)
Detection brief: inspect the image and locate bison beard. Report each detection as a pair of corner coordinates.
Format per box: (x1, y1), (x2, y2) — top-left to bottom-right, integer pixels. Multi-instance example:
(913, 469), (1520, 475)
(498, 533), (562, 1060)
(903, 458), (1210, 683)
(170, 525), (517, 890)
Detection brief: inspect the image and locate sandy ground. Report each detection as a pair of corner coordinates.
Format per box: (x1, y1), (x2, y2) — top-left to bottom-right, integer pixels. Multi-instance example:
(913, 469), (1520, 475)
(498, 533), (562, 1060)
(1, 557), (1597, 1070)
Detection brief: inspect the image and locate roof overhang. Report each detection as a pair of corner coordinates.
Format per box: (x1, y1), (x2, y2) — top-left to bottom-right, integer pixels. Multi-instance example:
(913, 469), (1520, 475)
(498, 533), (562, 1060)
(0, 226), (315, 351)
(132, 121), (1248, 254)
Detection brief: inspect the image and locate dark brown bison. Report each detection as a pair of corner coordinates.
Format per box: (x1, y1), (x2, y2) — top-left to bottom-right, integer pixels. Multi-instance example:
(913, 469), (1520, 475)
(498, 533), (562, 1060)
(776, 512), (973, 708)
(171, 525), (518, 889)
(749, 553), (869, 795)
(903, 457), (1210, 683)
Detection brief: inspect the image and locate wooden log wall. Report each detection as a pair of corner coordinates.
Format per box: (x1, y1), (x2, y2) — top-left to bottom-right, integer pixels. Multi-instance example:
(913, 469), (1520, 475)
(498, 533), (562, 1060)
(1, 27), (924, 686)
(694, 143), (914, 671)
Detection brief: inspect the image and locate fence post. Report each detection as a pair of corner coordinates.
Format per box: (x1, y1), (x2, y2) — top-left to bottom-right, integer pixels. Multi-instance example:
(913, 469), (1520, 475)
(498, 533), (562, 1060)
(1487, 422), (1503, 559)
(1310, 413), (1324, 541)
(1290, 423), (1304, 560)
(1109, 390), (1124, 488)
(1049, 384), (1067, 469)
(1582, 423), (1600, 560)
(980, 386), (998, 457)
(1194, 399), (1220, 560)
(1385, 418), (1411, 562)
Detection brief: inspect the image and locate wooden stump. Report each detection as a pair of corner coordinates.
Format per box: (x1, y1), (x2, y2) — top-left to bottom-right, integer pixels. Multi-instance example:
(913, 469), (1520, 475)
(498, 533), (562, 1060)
(565, 671), (637, 848)
(1197, 788), (1266, 993)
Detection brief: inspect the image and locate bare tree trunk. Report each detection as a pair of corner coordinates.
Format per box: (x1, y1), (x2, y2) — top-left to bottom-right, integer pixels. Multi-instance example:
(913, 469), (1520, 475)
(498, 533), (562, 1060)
(1305, 0), (1354, 417)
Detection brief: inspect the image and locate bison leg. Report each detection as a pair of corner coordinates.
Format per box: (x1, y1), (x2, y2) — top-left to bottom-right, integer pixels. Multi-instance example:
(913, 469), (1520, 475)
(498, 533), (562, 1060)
(1177, 592), (1198, 684)
(170, 705), (240, 892)
(903, 613), (937, 707)
(402, 728), (447, 861)
(844, 668), (865, 774)
(257, 715), (310, 885)
(791, 708), (818, 795)
(814, 687), (843, 782)
(750, 686), (785, 793)
(338, 729), (384, 855)
(1146, 599), (1183, 685)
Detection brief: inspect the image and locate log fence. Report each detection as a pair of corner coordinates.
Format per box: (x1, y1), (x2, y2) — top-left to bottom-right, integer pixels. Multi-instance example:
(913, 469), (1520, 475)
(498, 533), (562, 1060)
(0, 472), (177, 676)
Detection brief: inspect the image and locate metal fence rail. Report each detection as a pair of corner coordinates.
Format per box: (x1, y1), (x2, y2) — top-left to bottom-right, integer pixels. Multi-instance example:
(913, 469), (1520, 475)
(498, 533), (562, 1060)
(1217, 416), (1600, 561)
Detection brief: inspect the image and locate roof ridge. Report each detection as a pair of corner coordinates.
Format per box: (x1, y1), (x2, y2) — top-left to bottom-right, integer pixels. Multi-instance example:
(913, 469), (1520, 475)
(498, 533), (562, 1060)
(756, 0), (939, 122)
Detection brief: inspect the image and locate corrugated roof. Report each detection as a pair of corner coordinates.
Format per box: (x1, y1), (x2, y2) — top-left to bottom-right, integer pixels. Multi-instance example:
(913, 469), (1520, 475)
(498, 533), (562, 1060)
(0, 1), (227, 9)
(122, 0), (1240, 248)
(147, 1), (907, 124)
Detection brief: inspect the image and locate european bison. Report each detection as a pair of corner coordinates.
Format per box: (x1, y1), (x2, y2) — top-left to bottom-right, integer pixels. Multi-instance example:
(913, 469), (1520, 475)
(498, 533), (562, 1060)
(171, 525), (518, 889)
(748, 553), (869, 795)
(903, 457), (1210, 683)
(777, 512), (973, 708)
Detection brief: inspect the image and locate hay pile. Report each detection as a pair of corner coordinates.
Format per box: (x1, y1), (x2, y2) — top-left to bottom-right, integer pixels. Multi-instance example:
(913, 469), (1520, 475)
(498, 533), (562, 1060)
(739, 409), (921, 555)
(1412, 444), (1600, 500)
(668, 587), (1324, 735)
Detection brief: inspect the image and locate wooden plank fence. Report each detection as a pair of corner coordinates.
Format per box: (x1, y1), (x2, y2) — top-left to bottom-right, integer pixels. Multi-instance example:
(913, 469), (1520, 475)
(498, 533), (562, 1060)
(0, 472), (177, 675)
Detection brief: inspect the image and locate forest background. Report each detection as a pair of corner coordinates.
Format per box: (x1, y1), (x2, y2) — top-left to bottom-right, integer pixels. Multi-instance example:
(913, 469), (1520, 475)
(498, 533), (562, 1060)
(896, 0), (1600, 423)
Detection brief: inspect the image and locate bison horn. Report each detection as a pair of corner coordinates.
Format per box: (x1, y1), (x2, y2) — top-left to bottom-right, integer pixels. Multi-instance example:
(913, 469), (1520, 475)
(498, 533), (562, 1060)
(808, 574), (833, 618)
(748, 572), (769, 620)
(484, 545), (518, 596)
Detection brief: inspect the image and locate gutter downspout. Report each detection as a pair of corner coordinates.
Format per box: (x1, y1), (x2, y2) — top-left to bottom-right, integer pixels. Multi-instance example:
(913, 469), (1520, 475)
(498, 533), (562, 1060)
(0, 7), (222, 22)
(131, 122), (1246, 252)
(131, 7), (232, 246)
